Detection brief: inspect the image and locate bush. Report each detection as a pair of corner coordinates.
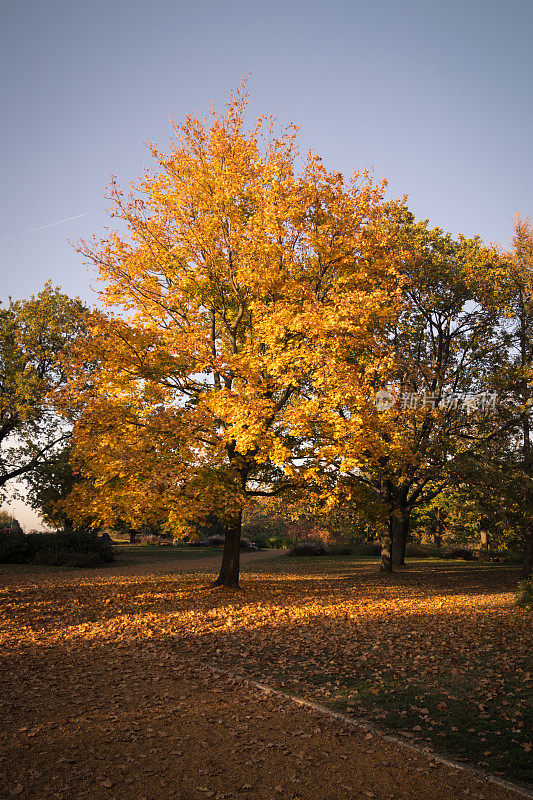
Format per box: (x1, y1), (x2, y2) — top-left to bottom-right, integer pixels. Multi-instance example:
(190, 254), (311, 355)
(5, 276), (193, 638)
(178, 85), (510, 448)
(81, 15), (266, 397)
(329, 544), (354, 556)
(250, 535), (269, 549)
(444, 547), (477, 560)
(0, 531), (29, 563)
(208, 535), (225, 547)
(268, 536), (291, 549)
(32, 549), (106, 568)
(516, 578), (533, 610)
(137, 534), (172, 545)
(240, 537), (257, 551)
(0, 530), (115, 567)
(405, 543), (442, 558)
(289, 540), (332, 556)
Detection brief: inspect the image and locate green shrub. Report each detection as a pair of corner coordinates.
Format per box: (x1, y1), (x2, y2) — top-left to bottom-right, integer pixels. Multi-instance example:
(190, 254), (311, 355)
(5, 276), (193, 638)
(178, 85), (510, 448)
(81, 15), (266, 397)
(444, 547), (477, 560)
(0, 531), (29, 562)
(289, 540), (332, 556)
(207, 535), (225, 547)
(268, 536), (291, 549)
(516, 578), (533, 610)
(137, 534), (172, 545)
(405, 543), (442, 558)
(329, 544), (354, 555)
(240, 537), (254, 550)
(0, 530), (115, 567)
(250, 535), (269, 549)
(32, 549), (106, 568)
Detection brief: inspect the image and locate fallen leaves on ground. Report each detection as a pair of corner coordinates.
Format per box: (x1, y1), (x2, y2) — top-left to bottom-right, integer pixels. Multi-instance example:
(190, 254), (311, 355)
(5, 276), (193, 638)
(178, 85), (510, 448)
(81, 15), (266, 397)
(0, 556), (531, 795)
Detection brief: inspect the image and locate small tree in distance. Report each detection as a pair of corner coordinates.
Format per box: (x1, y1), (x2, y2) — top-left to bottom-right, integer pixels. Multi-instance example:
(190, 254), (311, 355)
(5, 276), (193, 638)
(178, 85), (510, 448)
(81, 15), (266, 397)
(25, 445), (79, 531)
(0, 284), (88, 500)
(0, 510), (22, 534)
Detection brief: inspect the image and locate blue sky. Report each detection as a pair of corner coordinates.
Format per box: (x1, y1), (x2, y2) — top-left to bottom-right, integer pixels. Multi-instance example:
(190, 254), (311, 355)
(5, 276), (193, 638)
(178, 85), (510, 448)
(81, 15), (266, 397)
(1, 0), (531, 527)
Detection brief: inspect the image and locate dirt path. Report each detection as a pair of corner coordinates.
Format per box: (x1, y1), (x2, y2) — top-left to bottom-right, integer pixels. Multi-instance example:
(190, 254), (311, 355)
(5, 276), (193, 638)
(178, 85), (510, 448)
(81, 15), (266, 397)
(0, 641), (525, 800)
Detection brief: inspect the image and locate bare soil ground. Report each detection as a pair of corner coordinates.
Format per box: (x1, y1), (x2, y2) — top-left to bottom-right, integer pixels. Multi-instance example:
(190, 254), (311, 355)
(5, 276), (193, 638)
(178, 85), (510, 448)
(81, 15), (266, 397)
(0, 553), (530, 800)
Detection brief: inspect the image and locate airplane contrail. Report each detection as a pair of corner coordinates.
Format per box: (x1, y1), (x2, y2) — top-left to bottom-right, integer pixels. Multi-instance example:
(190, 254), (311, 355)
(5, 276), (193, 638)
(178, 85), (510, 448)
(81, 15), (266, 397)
(1, 213), (88, 242)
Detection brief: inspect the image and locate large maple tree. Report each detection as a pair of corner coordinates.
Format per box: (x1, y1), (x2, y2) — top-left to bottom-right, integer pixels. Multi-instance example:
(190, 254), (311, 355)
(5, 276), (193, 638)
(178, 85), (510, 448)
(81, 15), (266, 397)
(68, 89), (402, 586)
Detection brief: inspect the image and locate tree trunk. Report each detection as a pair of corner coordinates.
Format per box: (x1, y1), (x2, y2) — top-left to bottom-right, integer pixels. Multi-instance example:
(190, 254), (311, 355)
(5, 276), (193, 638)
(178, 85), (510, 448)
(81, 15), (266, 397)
(522, 528), (533, 578)
(479, 528), (489, 560)
(380, 519), (393, 572)
(434, 507), (443, 549)
(522, 483), (533, 578)
(213, 510), (242, 588)
(380, 530), (393, 572)
(391, 506), (410, 565)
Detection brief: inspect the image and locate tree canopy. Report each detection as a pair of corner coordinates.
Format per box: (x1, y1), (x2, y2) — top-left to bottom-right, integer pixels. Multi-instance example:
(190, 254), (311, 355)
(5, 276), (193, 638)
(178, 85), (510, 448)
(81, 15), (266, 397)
(54, 92), (533, 582)
(67, 89), (404, 586)
(0, 283), (88, 499)
(320, 215), (509, 570)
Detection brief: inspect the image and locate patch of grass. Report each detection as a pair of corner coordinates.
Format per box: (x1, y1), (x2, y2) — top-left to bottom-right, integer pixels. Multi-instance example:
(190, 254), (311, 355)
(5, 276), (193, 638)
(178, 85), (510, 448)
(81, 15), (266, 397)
(202, 559), (531, 785)
(113, 544), (223, 566)
(328, 666), (531, 783)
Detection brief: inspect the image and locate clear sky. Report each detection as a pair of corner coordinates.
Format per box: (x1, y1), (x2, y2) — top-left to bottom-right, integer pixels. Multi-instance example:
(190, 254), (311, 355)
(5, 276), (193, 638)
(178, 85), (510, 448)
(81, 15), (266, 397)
(1, 0), (532, 528)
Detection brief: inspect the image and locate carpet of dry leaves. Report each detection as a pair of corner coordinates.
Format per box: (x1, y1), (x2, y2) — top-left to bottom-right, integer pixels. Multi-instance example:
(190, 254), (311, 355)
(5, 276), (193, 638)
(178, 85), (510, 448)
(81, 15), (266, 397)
(0, 552), (531, 799)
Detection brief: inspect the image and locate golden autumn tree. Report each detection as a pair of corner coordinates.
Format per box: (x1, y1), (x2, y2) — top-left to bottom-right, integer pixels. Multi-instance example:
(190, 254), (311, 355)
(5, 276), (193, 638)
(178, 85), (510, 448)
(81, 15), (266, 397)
(68, 88), (403, 586)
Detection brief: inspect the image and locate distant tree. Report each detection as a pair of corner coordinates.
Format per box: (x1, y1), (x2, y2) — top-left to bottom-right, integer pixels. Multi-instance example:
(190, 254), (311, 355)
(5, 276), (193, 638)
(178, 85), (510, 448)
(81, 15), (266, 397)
(0, 284), (88, 497)
(326, 214), (506, 570)
(412, 474), (524, 556)
(406, 218), (533, 575)
(496, 217), (533, 576)
(241, 487), (383, 546)
(0, 510), (22, 534)
(24, 445), (78, 530)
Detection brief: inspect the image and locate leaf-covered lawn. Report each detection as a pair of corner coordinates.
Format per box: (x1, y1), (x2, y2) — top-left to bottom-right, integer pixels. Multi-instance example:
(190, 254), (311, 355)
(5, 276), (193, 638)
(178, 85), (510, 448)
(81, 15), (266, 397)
(0, 556), (530, 787)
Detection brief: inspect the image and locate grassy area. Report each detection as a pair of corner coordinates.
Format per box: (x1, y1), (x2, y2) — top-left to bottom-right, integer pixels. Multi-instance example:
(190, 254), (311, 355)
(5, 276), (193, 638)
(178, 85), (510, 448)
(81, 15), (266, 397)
(112, 543), (224, 566)
(0, 542), (224, 575)
(0, 555), (530, 785)
(207, 557), (533, 784)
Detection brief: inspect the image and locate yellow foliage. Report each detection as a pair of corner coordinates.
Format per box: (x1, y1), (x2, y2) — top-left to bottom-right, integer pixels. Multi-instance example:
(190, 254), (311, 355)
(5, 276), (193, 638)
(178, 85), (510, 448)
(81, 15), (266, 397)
(66, 87), (404, 535)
